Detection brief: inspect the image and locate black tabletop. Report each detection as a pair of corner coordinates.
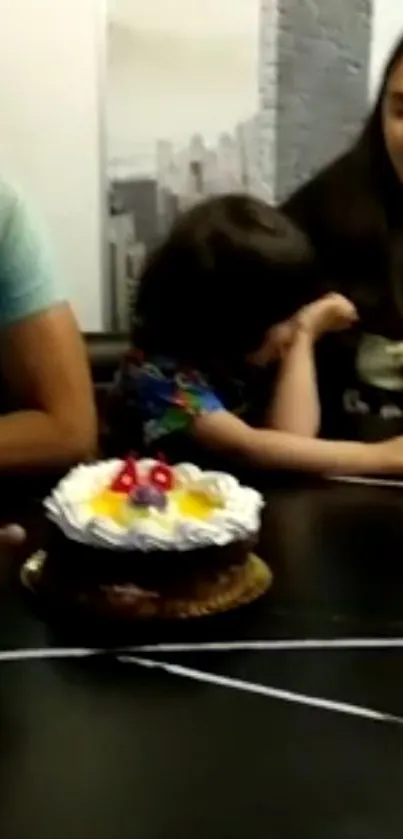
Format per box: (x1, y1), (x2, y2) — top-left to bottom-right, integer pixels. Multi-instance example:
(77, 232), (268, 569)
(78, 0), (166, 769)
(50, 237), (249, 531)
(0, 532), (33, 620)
(2, 479), (403, 839)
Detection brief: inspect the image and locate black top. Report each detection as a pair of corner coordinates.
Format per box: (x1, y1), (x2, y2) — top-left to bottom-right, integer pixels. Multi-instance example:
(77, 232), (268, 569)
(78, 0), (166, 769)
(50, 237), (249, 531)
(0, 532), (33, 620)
(284, 153), (403, 442)
(315, 331), (403, 442)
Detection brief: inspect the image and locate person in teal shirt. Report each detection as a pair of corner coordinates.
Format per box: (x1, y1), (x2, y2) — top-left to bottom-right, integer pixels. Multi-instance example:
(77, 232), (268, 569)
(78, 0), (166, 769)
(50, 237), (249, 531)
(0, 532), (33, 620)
(0, 177), (96, 471)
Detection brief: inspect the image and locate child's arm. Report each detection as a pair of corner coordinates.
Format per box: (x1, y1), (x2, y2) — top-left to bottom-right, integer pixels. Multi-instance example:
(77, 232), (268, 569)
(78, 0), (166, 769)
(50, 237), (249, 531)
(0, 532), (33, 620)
(191, 410), (403, 476)
(267, 294), (358, 437)
(268, 325), (320, 436)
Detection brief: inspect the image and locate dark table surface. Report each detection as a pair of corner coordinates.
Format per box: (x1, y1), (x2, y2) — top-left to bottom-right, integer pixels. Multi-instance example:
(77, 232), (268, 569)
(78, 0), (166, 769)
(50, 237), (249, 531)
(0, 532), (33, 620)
(2, 478), (403, 839)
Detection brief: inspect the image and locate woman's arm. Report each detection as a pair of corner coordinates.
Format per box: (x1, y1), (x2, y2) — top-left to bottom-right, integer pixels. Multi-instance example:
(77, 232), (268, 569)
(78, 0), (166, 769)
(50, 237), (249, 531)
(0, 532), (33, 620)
(191, 410), (403, 477)
(0, 179), (96, 470)
(0, 304), (97, 470)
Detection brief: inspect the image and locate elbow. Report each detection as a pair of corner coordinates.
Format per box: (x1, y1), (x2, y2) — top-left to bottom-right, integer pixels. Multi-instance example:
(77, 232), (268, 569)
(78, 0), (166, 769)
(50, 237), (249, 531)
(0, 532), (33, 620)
(55, 415), (98, 466)
(67, 427), (97, 464)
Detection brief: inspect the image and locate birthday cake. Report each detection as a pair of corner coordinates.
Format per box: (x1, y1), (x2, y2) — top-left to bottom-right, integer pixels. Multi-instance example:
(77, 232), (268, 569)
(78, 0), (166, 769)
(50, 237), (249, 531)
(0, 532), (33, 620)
(22, 458), (272, 619)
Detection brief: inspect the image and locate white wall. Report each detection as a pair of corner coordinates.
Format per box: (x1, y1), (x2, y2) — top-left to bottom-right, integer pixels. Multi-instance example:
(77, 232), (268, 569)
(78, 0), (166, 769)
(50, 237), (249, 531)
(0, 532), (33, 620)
(369, 1), (403, 98)
(0, 0), (105, 330)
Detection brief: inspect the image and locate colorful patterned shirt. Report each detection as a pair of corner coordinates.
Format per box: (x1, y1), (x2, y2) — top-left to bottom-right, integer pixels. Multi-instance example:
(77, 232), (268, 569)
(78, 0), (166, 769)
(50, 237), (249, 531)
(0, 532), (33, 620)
(116, 350), (229, 446)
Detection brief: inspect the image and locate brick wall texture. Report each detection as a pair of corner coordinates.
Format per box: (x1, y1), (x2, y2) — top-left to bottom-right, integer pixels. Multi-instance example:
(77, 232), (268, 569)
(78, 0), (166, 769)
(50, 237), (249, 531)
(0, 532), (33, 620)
(259, 0), (373, 203)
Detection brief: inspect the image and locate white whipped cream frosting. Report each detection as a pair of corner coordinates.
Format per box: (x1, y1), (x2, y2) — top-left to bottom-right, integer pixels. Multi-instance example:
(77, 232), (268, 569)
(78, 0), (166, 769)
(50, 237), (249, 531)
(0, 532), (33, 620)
(45, 459), (264, 552)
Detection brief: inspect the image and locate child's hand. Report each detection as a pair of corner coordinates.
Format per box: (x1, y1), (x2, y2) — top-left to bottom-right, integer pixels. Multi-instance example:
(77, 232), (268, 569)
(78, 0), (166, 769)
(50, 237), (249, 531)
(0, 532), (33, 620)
(296, 293), (358, 342)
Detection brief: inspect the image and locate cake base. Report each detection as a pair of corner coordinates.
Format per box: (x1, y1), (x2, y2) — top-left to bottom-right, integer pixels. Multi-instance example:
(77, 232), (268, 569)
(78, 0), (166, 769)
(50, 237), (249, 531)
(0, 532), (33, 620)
(21, 551), (272, 621)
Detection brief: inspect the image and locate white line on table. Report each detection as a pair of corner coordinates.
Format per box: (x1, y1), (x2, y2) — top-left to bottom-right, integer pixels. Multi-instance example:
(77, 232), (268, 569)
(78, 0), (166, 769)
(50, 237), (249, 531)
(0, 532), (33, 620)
(3, 644), (403, 724)
(0, 647), (99, 662)
(3, 637), (403, 662)
(119, 655), (403, 725)
(117, 637), (403, 654)
(330, 475), (403, 489)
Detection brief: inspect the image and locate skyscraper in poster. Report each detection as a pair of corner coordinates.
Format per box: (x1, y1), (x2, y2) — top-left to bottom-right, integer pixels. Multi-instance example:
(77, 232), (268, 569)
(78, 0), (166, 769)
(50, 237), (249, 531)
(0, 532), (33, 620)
(257, 0), (372, 202)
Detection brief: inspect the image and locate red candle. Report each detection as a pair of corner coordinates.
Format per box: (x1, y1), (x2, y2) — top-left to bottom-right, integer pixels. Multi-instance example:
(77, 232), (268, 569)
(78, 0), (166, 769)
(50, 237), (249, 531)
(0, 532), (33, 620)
(149, 462), (174, 492)
(110, 456), (138, 494)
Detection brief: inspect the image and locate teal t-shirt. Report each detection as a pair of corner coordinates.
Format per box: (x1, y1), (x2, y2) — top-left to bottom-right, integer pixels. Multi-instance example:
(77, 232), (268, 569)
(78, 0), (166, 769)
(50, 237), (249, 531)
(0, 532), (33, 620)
(0, 178), (62, 327)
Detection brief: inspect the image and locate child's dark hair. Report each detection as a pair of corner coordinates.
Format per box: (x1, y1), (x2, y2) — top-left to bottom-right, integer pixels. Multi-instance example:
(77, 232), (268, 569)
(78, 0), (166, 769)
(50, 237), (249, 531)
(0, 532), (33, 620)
(133, 193), (314, 368)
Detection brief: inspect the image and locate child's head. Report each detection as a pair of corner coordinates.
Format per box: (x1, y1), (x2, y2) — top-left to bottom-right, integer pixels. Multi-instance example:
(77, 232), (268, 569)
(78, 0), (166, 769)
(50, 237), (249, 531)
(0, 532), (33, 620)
(134, 194), (314, 369)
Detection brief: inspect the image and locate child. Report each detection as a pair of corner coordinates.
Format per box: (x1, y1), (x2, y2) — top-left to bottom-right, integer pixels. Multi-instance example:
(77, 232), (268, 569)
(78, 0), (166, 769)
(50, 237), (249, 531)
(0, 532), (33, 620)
(114, 194), (403, 476)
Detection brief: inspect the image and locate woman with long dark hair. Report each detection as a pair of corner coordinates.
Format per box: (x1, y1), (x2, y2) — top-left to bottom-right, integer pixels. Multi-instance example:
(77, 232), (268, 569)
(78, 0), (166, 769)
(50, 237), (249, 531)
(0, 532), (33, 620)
(284, 35), (403, 442)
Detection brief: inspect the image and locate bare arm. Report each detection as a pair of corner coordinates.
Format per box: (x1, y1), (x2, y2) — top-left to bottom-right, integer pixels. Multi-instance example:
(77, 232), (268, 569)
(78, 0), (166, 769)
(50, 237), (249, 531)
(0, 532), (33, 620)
(267, 293), (358, 438)
(0, 303), (97, 470)
(268, 326), (320, 436)
(191, 410), (403, 477)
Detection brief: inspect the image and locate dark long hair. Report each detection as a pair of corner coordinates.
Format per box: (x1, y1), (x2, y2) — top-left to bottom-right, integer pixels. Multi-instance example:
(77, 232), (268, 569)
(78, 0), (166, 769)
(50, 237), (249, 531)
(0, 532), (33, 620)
(284, 35), (403, 337)
(133, 193), (314, 370)
(356, 36), (403, 207)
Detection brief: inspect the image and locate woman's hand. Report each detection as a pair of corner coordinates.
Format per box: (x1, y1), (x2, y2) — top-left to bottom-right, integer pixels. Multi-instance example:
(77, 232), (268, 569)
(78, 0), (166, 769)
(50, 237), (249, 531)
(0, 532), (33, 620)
(296, 293), (358, 342)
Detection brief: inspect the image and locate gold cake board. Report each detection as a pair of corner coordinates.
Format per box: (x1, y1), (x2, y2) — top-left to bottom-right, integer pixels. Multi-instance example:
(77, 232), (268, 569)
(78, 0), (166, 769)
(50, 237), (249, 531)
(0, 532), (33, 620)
(20, 551), (272, 620)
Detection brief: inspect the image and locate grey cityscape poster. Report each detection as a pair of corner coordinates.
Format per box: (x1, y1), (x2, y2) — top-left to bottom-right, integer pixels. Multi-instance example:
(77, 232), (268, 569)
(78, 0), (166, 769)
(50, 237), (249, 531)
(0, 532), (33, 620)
(106, 0), (372, 332)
